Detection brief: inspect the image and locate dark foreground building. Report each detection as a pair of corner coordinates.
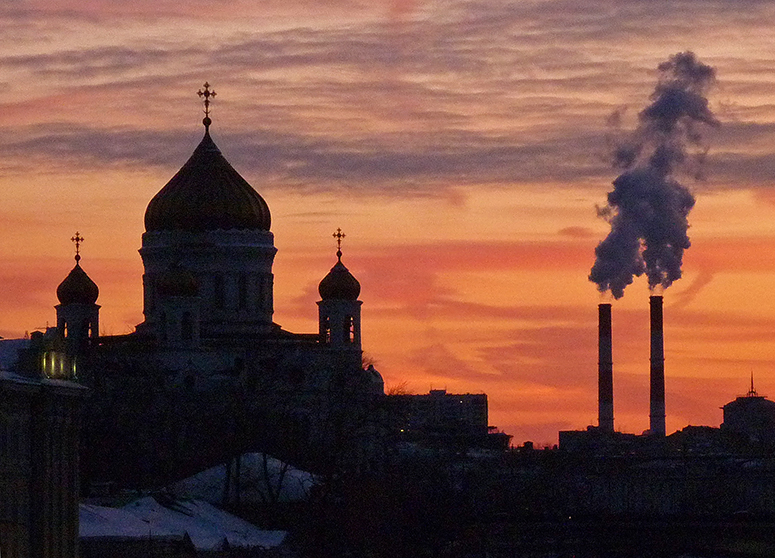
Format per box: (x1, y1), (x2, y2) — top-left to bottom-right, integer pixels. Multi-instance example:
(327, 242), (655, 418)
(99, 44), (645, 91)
(388, 389), (510, 450)
(0, 369), (86, 558)
(721, 376), (775, 443)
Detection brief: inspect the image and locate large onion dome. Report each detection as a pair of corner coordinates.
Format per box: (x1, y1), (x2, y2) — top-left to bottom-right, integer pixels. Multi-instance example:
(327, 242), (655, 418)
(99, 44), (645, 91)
(57, 260), (99, 305)
(144, 129), (271, 233)
(318, 251), (361, 301)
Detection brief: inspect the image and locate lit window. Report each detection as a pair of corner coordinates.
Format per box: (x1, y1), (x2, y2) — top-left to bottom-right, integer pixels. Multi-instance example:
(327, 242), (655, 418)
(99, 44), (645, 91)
(321, 317), (331, 343)
(343, 316), (355, 343)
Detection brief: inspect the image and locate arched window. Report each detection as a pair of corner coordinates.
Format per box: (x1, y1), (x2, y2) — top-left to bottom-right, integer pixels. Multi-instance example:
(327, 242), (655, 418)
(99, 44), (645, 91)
(343, 316), (355, 343)
(159, 312), (167, 343)
(255, 276), (263, 311)
(238, 274), (247, 310)
(146, 275), (156, 312)
(233, 357), (245, 377)
(321, 316), (331, 344)
(181, 312), (193, 341)
(289, 365), (305, 386)
(263, 275), (273, 311)
(214, 274), (225, 309)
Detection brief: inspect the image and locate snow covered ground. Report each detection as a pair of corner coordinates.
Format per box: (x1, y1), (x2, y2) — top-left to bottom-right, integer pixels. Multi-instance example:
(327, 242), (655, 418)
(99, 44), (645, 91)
(80, 496), (287, 552)
(168, 452), (316, 506)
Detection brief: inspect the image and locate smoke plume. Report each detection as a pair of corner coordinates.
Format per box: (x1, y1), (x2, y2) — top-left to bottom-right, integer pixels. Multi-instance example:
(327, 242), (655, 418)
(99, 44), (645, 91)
(589, 52), (719, 299)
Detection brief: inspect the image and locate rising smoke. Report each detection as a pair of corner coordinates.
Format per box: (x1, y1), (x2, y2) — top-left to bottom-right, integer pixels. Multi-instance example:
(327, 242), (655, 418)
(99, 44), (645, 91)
(589, 52), (720, 299)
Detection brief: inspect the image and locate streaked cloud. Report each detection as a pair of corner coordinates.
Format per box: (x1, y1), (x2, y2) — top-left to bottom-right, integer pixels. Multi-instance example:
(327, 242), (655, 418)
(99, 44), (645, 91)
(4, 0), (775, 445)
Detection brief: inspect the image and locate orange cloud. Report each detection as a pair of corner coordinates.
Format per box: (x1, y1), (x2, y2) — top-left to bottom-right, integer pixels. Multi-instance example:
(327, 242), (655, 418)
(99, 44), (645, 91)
(6, 0), (775, 447)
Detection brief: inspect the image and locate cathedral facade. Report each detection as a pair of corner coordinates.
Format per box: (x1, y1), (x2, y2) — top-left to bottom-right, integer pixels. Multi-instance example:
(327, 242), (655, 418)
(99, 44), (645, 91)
(5, 87), (384, 487)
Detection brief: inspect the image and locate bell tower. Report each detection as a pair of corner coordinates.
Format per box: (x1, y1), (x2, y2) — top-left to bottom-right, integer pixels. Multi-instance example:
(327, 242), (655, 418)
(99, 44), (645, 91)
(317, 229), (362, 351)
(56, 232), (100, 347)
(53, 232), (100, 378)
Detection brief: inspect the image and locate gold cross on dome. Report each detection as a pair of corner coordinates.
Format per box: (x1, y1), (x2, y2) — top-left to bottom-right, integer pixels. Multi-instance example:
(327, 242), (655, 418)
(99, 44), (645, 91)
(71, 232), (84, 262)
(333, 228), (346, 251)
(197, 82), (216, 117)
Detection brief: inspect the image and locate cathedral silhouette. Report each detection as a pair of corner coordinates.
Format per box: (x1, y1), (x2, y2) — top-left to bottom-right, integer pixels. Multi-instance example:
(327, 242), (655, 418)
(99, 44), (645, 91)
(13, 84), (384, 487)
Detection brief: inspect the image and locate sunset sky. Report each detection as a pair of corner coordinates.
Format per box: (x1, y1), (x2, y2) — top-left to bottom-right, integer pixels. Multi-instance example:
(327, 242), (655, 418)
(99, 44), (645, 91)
(3, 0), (775, 444)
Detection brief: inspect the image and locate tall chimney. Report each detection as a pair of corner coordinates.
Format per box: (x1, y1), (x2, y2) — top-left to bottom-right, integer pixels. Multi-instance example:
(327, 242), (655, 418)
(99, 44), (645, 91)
(649, 295), (666, 436)
(598, 303), (614, 432)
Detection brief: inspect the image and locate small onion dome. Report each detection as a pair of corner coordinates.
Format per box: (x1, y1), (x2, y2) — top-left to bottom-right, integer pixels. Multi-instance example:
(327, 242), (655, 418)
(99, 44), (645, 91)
(144, 130), (271, 233)
(318, 252), (361, 300)
(57, 262), (99, 305)
(156, 266), (199, 297)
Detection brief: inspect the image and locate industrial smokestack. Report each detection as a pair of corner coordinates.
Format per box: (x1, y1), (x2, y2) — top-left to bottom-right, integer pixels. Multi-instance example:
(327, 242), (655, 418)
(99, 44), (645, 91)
(649, 295), (666, 436)
(598, 303), (614, 432)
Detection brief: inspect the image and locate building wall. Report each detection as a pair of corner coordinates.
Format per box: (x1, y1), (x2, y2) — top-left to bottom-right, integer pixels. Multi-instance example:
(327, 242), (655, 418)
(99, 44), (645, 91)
(79, 335), (382, 485)
(139, 229), (277, 336)
(0, 373), (86, 558)
(722, 395), (775, 442)
(389, 390), (489, 438)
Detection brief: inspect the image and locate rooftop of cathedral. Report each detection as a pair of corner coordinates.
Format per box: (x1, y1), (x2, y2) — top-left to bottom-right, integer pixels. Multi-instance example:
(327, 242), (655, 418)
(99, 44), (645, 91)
(144, 83), (271, 233)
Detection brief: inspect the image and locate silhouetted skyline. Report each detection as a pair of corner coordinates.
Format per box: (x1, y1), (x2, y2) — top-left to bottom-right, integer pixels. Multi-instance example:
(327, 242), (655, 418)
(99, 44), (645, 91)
(3, 1), (775, 444)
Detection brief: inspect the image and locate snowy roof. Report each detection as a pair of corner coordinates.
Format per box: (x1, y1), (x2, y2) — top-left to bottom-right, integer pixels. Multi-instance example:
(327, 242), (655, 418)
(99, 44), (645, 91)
(168, 452), (316, 505)
(80, 497), (286, 551)
(0, 338), (28, 371)
(80, 503), (180, 539)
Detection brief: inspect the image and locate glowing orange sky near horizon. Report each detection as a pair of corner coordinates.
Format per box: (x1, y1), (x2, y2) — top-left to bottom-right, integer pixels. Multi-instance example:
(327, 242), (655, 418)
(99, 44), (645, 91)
(4, 0), (775, 445)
